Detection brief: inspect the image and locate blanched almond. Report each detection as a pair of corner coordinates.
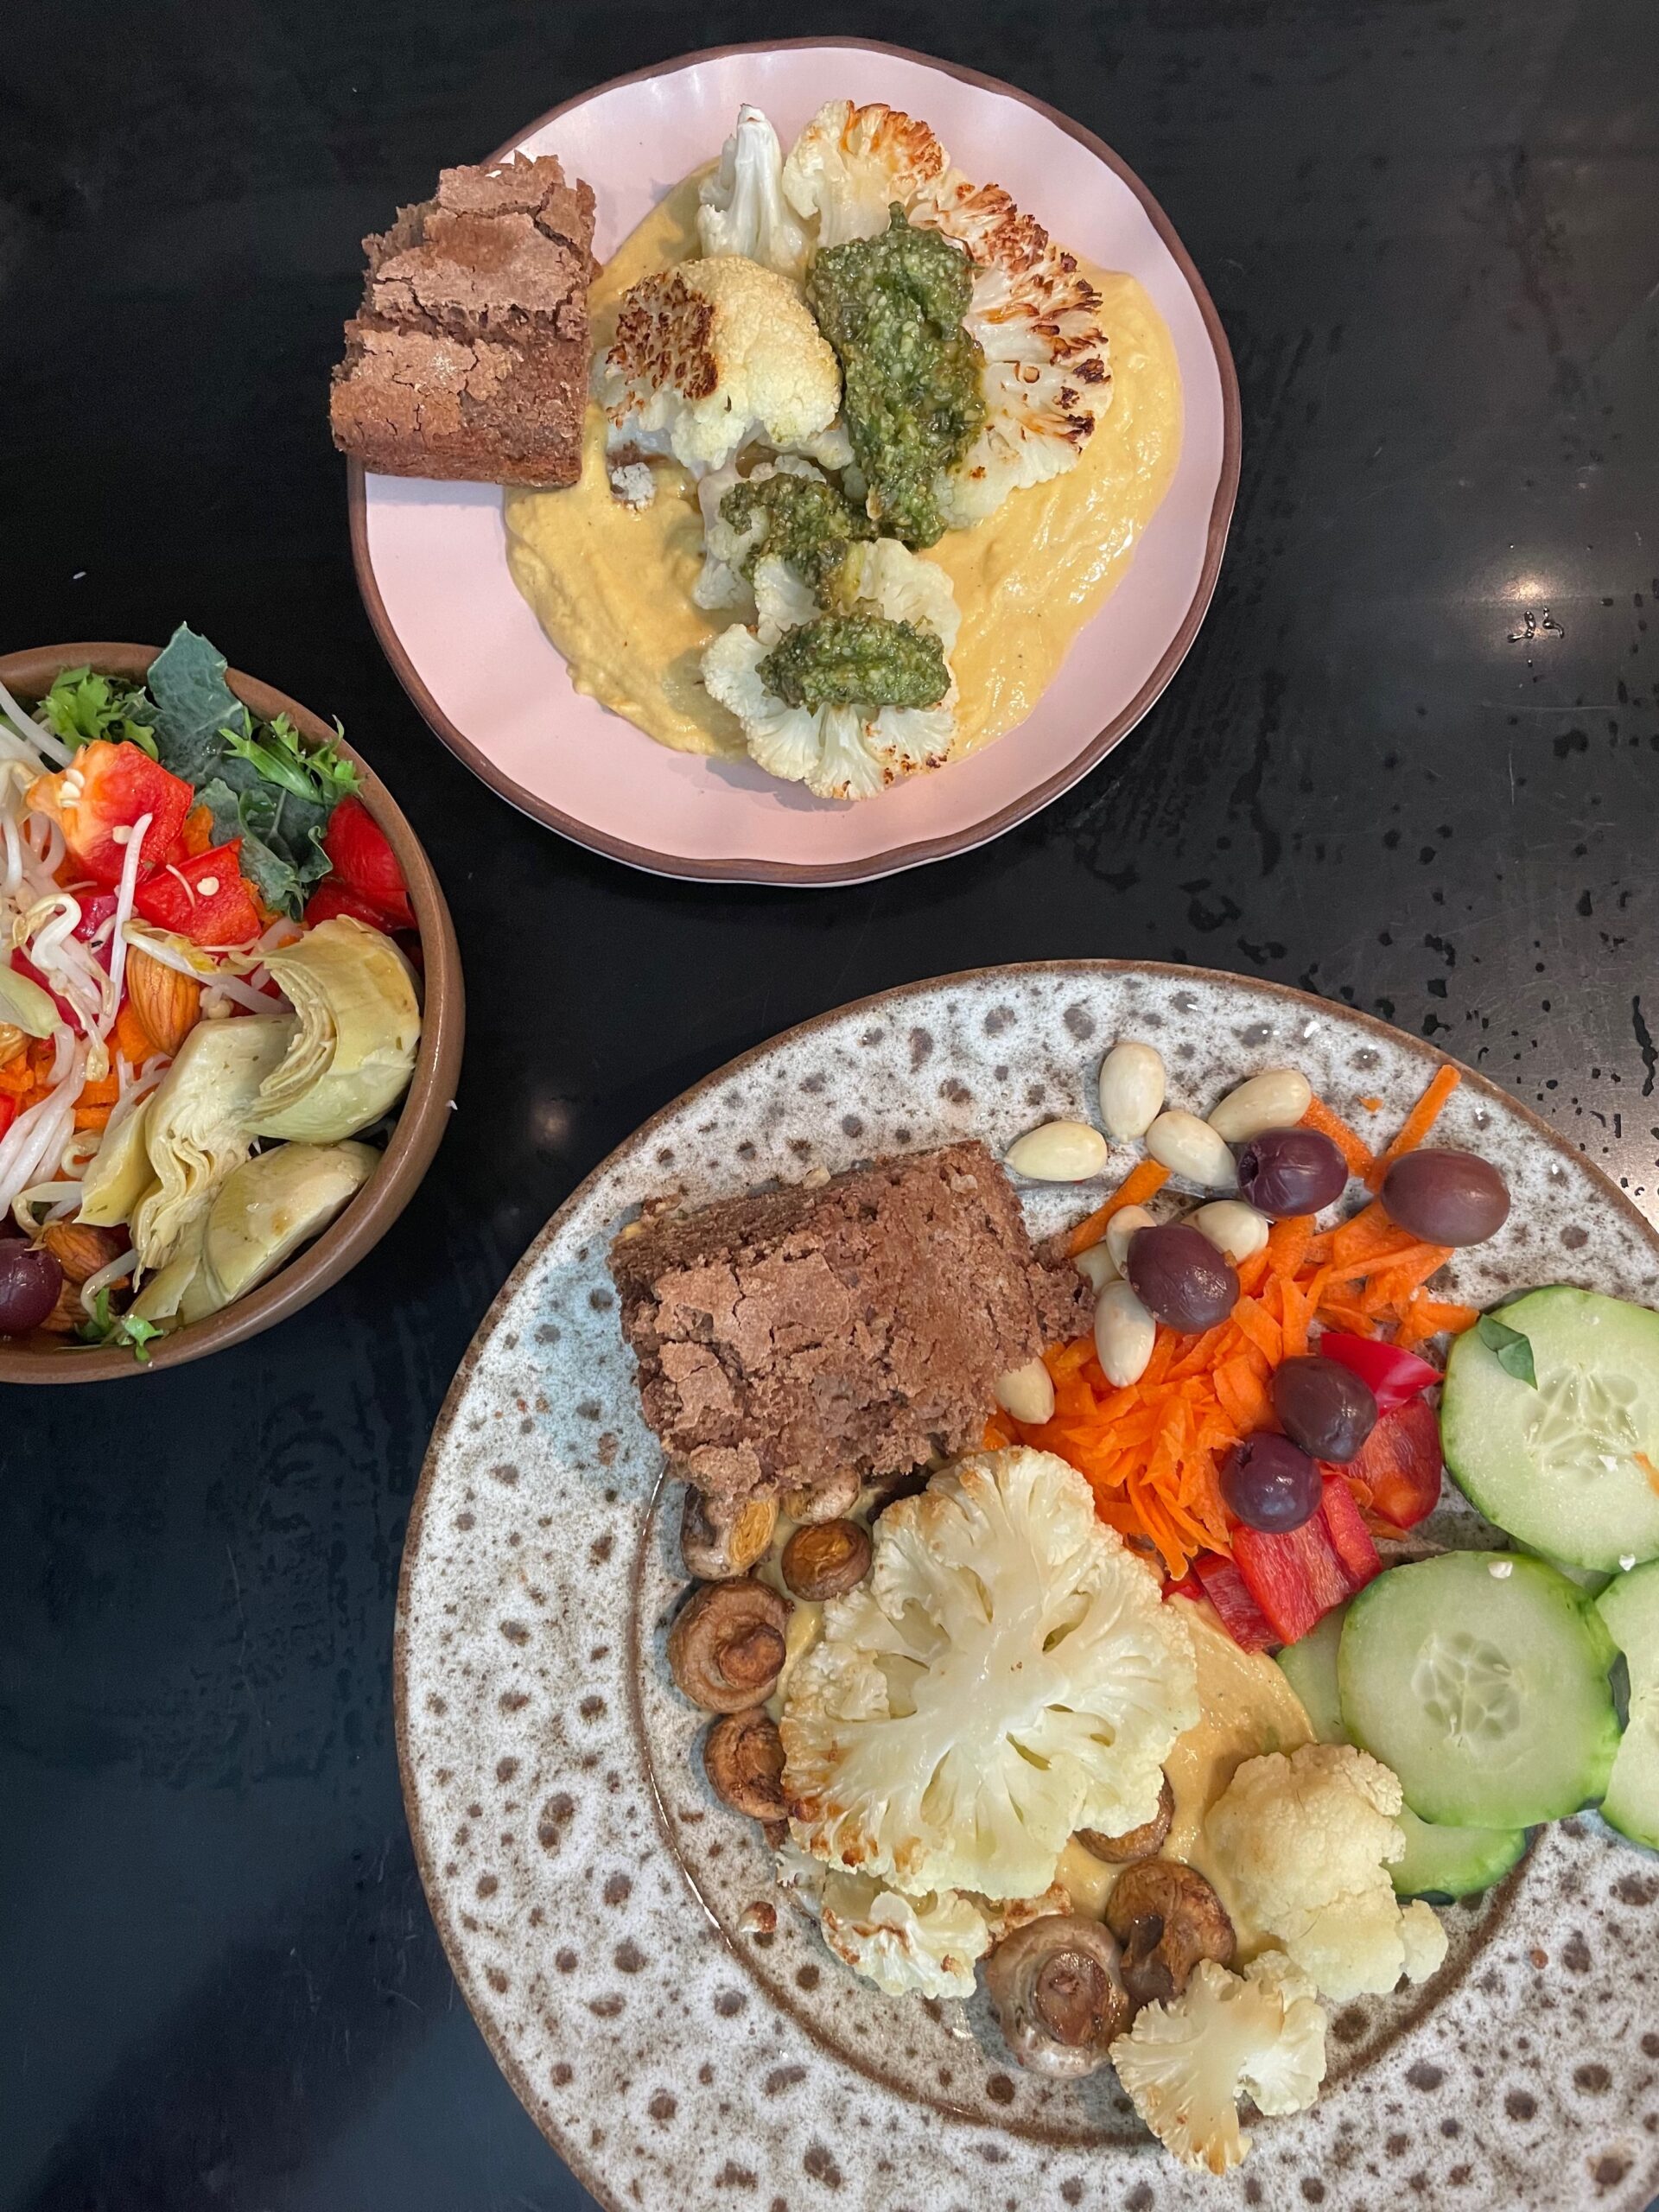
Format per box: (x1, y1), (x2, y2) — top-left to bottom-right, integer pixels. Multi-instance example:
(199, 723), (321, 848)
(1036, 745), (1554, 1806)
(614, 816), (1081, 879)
(1206, 1068), (1313, 1144)
(1074, 1243), (1118, 1291)
(126, 947), (200, 1058)
(995, 1356), (1056, 1426)
(1146, 1110), (1238, 1192)
(1006, 1120), (1109, 1181)
(1191, 1199), (1271, 1264)
(1094, 1281), (1156, 1387)
(1097, 1041), (1166, 1140)
(1105, 1203), (1160, 1272)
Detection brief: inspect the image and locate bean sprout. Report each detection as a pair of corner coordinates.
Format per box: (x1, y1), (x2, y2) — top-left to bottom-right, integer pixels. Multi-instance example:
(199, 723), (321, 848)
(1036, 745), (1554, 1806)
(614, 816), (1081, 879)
(79, 1245), (138, 1315)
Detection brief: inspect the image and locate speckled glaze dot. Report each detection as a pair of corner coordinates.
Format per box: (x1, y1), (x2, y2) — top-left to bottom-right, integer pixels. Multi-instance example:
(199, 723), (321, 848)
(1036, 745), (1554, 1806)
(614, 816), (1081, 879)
(397, 963), (1659, 2212)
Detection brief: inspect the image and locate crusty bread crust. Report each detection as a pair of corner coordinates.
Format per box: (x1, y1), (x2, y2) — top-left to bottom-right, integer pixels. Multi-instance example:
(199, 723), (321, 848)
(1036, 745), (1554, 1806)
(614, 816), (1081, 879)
(330, 154), (595, 487)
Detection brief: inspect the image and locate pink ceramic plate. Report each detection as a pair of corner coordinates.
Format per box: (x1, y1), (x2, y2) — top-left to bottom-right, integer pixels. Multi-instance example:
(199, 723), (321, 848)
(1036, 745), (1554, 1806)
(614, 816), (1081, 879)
(350, 41), (1240, 885)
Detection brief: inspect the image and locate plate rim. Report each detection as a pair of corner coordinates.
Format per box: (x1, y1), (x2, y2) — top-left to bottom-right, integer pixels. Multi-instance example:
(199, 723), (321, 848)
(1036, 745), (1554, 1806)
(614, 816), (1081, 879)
(347, 37), (1243, 888)
(394, 957), (1659, 2211)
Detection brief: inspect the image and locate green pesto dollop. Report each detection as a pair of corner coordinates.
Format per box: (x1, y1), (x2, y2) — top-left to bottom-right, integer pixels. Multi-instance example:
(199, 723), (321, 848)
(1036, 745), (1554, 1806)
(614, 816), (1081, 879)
(759, 613), (950, 713)
(806, 207), (986, 550)
(719, 472), (875, 600)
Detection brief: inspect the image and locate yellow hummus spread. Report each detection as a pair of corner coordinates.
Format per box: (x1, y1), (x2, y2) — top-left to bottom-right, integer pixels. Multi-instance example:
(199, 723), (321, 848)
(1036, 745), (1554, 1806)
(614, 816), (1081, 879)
(1057, 1603), (1312, 1947)
(504, 169), (1183, 766)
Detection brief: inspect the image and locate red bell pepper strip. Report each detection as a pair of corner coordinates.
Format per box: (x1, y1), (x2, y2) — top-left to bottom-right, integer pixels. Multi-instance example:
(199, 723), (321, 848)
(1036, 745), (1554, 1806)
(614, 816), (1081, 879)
(132, 841), (263, 948)
(1319, 1473), (1382, 1591)
(0, 1096), (16, 1142)
(304, 880), (394, 932)
(1192, 1554), (1277, 1651)
(1320, 1331), (1440, 1412)
(27, 741), (194, 885)
(1232, 1510), (1353, 1645)
(321, 798), (414, 929)
(1341, 1395), (1443, 1531)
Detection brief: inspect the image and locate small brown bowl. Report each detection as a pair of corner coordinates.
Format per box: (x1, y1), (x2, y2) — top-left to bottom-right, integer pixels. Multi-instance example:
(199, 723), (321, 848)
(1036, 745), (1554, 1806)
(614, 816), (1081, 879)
(0, 642), (464, 1383)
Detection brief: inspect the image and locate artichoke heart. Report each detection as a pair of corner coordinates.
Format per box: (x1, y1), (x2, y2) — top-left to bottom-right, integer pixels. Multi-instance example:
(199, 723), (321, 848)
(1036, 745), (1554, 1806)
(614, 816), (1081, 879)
(78, 1096), (160, 1229)
(205, 1141), (378, 1305)
(244, 918), (420, 1143)
(130, 1016), (296, 1269)
(130, 1210), (209, 1325)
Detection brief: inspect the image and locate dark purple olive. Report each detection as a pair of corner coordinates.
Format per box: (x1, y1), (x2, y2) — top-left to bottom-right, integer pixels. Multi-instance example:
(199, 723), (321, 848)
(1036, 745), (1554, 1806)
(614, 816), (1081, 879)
(0, 1243), (63, 1334)
(1235, 1128), (1349, 1218)
(1271, 1355), (1378, 1464)
(1381, 1148), (1510, 1247)
(1125, 1222), (1239, 1333)
(1220, 1433), (1321, 1533)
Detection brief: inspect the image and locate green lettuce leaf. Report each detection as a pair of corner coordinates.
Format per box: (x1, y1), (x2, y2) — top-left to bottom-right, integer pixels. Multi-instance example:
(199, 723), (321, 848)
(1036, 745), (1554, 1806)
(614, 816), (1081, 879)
(195, 773), (334, 920)
(39, 667), (160, 757)
(145, 623), (251, 781)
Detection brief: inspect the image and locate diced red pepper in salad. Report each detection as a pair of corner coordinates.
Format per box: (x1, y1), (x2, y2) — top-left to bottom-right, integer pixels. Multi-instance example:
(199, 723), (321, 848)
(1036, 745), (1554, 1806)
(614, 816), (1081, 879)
(132, 841), (263, 947)
(1340, 1395), (1443, 1531)
(27, 741), (194, 885)
(1191, 1554), (1276, 1651)
(0, 1096), (15, 1142)
(1317, 1472), (1383, 1590)
(304, 880), (394, 932)
(321, 798), (414, 929)
(1320, 1331), (1440, 1412)
(1231, 1510), (1353, 1644)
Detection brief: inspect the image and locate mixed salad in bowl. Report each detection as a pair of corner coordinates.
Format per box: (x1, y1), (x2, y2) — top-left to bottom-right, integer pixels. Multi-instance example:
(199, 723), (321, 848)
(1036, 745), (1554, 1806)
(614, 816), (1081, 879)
(0, 626), (423, 1361)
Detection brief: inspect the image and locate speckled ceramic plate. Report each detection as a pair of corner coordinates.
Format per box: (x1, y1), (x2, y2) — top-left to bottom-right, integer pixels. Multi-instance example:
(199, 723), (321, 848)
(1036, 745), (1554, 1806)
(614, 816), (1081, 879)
(396, 964), (1659, 2212)
(349, 41), (1239, 886)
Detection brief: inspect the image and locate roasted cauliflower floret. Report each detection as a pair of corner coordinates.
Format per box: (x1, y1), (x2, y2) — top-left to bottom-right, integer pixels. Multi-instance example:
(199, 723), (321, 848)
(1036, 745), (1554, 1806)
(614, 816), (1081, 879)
(781, 98), (950, 248)
(1205, 1743), (1450, 2002)
(780, 1447), (1198, 1898)
(773, 1842), (991, 2000)
(701, 537), (961, 801)
(697, 104), (808, 281)
(781, 100), (1112, 530)
(1110, 1950), (1329, 2175)
(594, 255), (840, 475)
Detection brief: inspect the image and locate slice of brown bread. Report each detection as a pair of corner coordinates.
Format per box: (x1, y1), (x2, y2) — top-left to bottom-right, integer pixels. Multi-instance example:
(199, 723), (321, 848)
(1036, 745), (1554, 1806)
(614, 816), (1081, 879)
(330, 154), (595, 487)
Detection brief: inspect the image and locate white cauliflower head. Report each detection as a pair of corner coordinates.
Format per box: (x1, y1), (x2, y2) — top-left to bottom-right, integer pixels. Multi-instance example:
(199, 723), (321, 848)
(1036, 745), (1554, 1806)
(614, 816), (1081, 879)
(697, 105), (809, 281)
(782, 100), (1111, 528)
(1110, 1950), (1328, 2175)
(781, 99), (950, 247)
(692, 456), (830, 614)
(700, 538), (961, 802)
(773, 1839), (989, 2000)
(1205, 1743), (1451, 2003)
(594, 255), (840, 474)
(911, 169), (1113, 529)
(780, 1447), (1198, 1898)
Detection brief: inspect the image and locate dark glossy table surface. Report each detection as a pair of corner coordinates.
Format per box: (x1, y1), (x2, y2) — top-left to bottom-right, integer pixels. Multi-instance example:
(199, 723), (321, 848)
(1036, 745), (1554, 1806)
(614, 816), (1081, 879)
(4, 3), (1656, 2207)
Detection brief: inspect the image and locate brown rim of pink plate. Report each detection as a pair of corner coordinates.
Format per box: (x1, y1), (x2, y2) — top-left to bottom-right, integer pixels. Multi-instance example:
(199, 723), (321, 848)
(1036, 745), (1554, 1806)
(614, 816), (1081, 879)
(394, 959), (1658, 2206)
(0, 643), (465, 1384)
(346, 38), (1243, 888)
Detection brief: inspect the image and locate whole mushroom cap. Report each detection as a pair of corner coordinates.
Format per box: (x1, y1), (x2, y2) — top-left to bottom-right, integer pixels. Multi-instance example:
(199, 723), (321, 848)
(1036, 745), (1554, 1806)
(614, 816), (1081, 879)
(1105, 1859), (1236, 2009)
(984, 1915), (1130, 2077)
(667, 1578), (791, 1713)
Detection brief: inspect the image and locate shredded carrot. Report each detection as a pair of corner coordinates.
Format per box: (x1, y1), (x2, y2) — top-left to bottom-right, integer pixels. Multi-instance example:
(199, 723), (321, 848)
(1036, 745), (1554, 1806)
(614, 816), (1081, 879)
(77, 1068), (120, 1109)
(181, 803), (215, 858)
(1366, 1063), (1460, 1188)
(1009, 1070), (1484, 1573)
(1065, 1160), (1171, 1255)
(1300, 1096), (1376, 1179)
(112, 998), (157, 1068)
(73, 1102), (113, 1131)
(1359, 1095), (1383, 1113)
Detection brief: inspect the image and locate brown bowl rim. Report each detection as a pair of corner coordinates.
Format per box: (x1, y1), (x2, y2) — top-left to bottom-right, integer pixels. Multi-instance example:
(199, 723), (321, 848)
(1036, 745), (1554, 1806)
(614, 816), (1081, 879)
(0, 640), (465, 1383)
(346, 35), (1243, 887)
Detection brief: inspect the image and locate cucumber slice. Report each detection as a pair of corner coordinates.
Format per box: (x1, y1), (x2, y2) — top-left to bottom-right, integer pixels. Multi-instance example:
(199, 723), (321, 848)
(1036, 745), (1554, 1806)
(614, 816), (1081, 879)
(1390, 1805), (1529, 1899)
(1440, 1287), (1659, 1571)
(1338, 1552), (1619, 1826)
(1274, 1605), (1347, 1743)
(1597, 1560), (1659, 1849)
(1515, 1541), (1613, 1597)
